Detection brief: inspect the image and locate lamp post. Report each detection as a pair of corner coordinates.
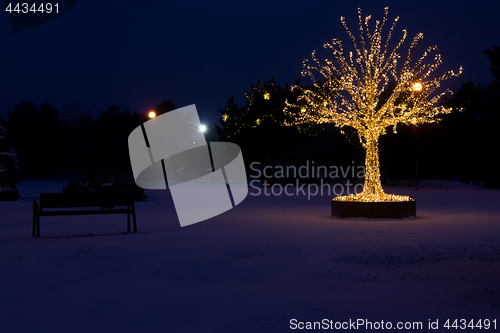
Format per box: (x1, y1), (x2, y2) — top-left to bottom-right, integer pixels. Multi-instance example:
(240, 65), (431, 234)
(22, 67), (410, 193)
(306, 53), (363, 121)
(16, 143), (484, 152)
(412, 82), (422, 190)
(148, 111), (156, 119)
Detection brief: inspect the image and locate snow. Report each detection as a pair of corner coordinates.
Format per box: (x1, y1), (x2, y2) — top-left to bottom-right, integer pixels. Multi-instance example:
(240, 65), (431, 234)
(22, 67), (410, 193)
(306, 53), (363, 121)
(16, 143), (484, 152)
(0, 179), (499, 332)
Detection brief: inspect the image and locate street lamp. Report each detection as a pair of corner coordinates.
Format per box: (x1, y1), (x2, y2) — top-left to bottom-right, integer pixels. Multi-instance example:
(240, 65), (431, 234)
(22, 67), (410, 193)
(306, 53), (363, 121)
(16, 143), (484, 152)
(148, 111), (156, 119)
(199, 124), (207, 133)
(412, 82), (422, 190)
(412, 82), (423, 92)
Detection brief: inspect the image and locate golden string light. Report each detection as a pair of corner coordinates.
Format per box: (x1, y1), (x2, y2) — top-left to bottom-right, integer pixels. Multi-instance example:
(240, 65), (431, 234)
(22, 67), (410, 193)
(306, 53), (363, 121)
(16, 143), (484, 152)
(218, 78), (312, 138)
(284, 7), (462, 202)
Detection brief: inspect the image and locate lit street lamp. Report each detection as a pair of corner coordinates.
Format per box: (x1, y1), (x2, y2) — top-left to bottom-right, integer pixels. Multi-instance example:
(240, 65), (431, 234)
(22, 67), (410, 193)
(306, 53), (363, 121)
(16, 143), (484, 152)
(412, 82), (422, 190)
(412, 82), (423, 92)
(148, 111), (156, 119)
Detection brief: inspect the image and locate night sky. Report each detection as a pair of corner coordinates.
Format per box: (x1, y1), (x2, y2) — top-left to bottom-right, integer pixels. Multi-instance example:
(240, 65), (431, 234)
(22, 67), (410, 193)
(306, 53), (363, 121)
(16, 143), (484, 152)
(1, 0), (499, 129)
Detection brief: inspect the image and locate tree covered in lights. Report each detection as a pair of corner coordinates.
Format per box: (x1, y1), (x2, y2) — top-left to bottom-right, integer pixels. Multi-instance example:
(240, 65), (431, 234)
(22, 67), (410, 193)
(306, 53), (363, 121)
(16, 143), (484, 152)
(284, 7), (462, 202)
(216, 78), (319, 166)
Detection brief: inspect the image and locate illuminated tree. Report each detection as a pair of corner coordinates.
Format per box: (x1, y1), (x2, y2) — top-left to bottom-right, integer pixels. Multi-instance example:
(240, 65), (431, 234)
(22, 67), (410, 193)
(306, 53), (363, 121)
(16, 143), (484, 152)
(216, 78), (314, 165)
(284, 7), (462, 202)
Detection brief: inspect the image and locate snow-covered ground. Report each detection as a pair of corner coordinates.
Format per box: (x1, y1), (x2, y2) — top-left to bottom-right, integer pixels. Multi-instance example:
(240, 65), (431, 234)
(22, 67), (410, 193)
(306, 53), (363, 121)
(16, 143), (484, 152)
(0, 180), (499, 332)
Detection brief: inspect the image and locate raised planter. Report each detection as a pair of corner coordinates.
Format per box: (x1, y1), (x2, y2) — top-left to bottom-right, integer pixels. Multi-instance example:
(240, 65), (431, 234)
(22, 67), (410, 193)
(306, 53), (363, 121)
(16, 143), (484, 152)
(331, 199), (416, 218)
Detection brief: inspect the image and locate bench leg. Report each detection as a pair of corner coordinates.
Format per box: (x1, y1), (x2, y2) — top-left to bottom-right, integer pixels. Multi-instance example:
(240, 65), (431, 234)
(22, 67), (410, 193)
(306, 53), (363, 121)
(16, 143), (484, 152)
(32, 202), (38, 236)
(127, 205), (131, 232)
(132, 203), (137, 233)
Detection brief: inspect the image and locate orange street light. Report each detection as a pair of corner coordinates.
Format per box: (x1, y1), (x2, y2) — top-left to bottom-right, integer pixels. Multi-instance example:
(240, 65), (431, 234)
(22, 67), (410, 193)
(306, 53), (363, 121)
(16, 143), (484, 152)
(412, 82), (423, 92)
(410, 82), (422, 191)
(148, 111), (156, 119)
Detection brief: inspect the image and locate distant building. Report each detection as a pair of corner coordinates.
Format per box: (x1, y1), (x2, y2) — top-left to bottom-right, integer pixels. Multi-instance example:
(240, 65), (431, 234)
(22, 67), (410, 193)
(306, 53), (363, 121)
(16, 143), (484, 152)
(59, 105), (92, 123)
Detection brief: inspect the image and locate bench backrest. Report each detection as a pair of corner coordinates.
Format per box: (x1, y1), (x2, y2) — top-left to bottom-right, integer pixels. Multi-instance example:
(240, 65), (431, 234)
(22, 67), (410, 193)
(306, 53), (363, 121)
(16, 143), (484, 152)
(40, 192), (135, 208)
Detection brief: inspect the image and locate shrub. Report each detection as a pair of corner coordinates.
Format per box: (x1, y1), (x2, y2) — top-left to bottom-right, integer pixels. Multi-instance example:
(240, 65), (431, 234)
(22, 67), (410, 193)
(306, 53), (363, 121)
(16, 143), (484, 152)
(62, 173), (147, 201)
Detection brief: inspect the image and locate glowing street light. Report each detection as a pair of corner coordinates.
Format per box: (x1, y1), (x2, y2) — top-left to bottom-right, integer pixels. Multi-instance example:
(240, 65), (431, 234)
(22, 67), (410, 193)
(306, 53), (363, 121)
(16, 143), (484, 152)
(148, 111), (156, 119)
(199, 124), (207, 133)
(411, 82), (422, 190)
(412, 82), (423, 92)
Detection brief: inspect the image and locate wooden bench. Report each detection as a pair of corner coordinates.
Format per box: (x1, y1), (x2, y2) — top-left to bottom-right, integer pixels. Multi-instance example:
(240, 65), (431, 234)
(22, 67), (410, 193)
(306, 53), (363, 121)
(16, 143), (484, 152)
(33, 192), (137, 237)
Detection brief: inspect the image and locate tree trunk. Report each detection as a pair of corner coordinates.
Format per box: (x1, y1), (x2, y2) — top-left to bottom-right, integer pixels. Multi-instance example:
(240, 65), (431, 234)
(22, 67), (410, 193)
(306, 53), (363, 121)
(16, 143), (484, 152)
(359, 133), (386, 201)
(333, 130), (410, 202)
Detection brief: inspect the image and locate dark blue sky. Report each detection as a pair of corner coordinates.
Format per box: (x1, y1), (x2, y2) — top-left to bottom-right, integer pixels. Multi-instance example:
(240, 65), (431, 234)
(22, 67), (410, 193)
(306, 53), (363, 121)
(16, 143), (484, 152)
(1, 0), (499, 129)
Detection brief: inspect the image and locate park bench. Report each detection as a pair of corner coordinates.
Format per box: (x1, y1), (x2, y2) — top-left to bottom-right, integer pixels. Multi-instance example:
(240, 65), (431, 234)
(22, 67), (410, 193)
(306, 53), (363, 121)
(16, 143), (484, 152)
(32, 192), (137, 237)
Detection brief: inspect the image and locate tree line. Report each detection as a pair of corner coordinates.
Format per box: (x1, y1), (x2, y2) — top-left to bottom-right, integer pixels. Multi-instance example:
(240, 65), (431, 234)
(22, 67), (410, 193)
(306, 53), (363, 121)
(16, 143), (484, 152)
(0, 100), (176, 179)
(1, 46), (498, 188)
